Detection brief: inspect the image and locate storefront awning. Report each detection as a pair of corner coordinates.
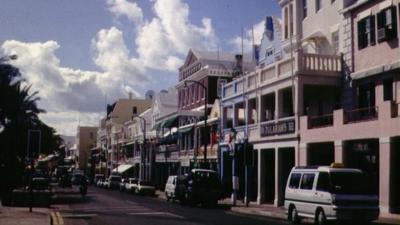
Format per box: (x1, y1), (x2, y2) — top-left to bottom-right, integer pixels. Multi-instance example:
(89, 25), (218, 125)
(111, 164), (133, 174)
(153, 122), (162, 130)
(178, 126), (193, 134)
(161, 115), (179, 128)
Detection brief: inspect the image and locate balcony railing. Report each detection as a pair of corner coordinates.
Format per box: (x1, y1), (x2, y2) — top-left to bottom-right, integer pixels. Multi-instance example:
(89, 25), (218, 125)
(308, 113), (333, 129)
(301, 53), (342, 73)
(344, 106), (378, 123)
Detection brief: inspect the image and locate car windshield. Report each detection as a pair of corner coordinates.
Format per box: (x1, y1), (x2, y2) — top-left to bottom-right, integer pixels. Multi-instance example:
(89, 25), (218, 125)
(330, 171), (374, 195)
(193, 171), (220, 187)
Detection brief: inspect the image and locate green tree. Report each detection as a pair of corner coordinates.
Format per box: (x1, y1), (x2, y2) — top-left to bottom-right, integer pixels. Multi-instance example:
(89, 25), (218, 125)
(0, 63), (63, 201)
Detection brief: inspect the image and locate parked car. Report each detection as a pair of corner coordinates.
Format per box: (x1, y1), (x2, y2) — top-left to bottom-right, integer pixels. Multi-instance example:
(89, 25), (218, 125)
(94, 174), (105, 185)
(107, 175), (122, 189)
(101, 178), (110, 188)
(285, 163), (379, 225)
(71, 173), (85, 185)
(165, 175), (178, 201)
(31, 177), (50, 190)
(135, 180), (156, 196)
(125, 178), (138, 193)
(177, 169), (222, 206)
(96, 178), (105, 187)
(119, 178), (128, 191)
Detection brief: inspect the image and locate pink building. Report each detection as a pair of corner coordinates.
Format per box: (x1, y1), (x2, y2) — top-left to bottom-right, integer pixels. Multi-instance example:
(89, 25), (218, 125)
(300, 0), (400, 214)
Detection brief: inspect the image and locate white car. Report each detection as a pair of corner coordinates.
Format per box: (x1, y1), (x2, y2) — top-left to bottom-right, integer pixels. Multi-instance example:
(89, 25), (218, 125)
(285, 163), (379, 225)
(102, 179), (110, 189)
(125, 178), (138, 193)
(135, 181), (156, 196)
(164, 175), (177, 201)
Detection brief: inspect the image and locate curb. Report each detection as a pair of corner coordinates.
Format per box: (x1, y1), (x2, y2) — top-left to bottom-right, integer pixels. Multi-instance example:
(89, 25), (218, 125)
(230, 207), (286, 220)
(50, 211), (64, 225)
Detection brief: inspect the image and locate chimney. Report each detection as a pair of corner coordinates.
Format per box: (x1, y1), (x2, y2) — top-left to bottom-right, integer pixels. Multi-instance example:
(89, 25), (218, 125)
(128, 92), (133, 100)
(233, 54), (243, 78)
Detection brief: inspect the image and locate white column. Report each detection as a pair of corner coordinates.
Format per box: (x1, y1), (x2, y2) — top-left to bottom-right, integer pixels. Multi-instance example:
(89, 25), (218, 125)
(274, 148), (281, 206)
(379, 137), (391, 213)
(334, 140), (344, 163)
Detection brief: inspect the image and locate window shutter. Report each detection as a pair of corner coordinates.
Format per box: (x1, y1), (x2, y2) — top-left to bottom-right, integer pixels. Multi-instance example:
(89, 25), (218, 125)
(377, 10), (385, 29)
(358, 19), (366, 49)
(390, 6), (397, 39)
(370, 16), (376, 45)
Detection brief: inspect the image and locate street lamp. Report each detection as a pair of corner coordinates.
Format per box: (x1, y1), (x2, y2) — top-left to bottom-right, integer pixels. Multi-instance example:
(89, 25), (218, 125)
(184, 80), (208, 169)
(133, 115), (146, 181)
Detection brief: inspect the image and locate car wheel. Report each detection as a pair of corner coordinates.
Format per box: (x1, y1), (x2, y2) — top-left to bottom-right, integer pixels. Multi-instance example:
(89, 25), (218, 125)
(315, 208), (327, 225)
(288, 206), (300, 224)
(166, 193), (170, 201)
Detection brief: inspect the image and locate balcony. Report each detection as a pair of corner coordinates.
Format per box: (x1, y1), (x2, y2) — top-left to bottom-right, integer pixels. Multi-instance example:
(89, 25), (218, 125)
(344, 106), (378, 124)
(300, 53), (342, 75)
(222, 52), (342, 99)
(308, 113), (334, 129)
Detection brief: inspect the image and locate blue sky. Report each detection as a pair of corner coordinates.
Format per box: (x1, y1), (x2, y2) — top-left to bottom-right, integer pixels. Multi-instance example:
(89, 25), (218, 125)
(0, 0), (280, 135)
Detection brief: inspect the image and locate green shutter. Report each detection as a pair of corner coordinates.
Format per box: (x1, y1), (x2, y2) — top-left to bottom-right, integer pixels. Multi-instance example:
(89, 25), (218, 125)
(370, 15), (376, 45)
(358, 19), (366, 49)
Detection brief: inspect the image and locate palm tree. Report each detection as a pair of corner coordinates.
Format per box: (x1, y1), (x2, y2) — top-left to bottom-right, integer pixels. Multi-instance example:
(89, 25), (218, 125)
(0, 63), (47, 201)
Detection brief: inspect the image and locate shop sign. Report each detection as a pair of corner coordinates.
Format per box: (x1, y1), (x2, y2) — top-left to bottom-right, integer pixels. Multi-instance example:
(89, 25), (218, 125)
(260, 119), (295, 137)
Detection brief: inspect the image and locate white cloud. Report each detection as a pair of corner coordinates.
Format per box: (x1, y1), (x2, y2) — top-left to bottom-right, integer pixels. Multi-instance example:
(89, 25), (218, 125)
(230, 20), (265, 53)
(106, 0), (143, 24)
(134, 0), (218, 71)
(1, 33), (147, 135)
(0, 0), (220, 136)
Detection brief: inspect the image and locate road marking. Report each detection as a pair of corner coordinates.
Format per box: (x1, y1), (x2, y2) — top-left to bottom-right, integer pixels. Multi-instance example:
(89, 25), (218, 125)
(127, 212), (184, 219)
(61, 206), (137, 211)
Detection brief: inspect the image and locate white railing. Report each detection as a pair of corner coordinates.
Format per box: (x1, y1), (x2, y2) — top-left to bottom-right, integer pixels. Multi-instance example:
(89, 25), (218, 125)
(301, 53), (342, 73)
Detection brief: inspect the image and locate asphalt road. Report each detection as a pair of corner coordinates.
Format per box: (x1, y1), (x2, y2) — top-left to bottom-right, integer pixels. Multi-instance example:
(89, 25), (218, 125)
(57, 186), (290, 225)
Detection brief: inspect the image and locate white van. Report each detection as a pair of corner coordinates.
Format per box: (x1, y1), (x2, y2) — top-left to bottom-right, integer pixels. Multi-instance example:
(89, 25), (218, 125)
(284, 163), (379, 225)
(165, 175), (178, 201)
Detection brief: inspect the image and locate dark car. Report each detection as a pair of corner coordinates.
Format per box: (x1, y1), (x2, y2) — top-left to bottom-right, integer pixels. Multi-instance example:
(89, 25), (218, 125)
(107, 175), (122, 189)
(177, 169), (222, 206)
(71, 173), (85, 185)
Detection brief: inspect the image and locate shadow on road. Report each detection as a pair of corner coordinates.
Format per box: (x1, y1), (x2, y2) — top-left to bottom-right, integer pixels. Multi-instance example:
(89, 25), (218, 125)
(51, 195), (94, 205)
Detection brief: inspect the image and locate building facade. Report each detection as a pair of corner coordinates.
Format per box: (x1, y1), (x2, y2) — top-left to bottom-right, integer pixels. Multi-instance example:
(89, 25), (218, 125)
(300, 0), (400, 214)
(176, 49), (255, 172)
(76, 126), (97, 173)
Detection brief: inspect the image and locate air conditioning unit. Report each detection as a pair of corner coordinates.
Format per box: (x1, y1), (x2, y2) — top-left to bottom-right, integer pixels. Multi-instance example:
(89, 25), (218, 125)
(377, 28), (386, 42)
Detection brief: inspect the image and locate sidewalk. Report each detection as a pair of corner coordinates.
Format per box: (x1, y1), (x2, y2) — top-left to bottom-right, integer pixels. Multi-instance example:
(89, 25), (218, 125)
(0, 204), (50, 225)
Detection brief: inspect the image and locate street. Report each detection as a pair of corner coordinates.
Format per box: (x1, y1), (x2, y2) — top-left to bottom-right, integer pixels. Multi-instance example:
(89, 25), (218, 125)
(51, 186), (398, 225)
(55, 187), (288, 225)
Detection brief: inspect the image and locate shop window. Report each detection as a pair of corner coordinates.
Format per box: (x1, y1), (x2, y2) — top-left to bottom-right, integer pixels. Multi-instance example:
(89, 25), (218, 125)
(358, 15), (376, 49)
(300, 173), (315, 190)
(377, 6), (398, 42)
(383, 78), (393, 101)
